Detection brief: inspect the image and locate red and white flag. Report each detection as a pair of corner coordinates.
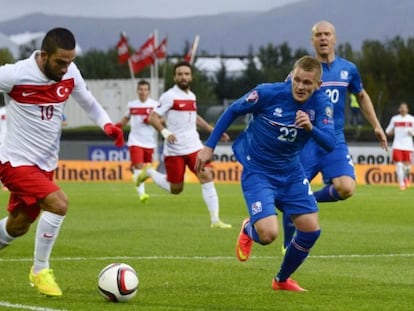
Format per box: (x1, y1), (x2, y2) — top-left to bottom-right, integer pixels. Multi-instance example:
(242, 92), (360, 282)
(116, 32), (129, 64)
(155, 36), (168, 60)
(129, 34), (155, 74)
(183, 35), (200, 65)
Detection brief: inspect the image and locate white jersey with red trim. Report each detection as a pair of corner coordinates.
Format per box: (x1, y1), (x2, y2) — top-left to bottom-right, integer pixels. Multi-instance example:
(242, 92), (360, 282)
(124, 98), (158, 148)
(385, 113), (414, 151)
(0, 51), (112, 171)
(154, 85), (202, 156)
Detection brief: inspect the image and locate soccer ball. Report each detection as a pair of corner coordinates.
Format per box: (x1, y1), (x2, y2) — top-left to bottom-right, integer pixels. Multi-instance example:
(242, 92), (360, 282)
(97, 263), (139, 302)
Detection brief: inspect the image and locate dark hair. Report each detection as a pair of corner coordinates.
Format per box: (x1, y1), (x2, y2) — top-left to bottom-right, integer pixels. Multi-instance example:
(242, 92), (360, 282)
(137, 79), (150, 89)
(41, 28), (76, 55)
(173, 61), (192, 75)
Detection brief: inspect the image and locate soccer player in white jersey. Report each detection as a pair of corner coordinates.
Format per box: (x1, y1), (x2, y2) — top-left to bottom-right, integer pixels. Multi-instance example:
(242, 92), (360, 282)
(385, 101), (414, 190)
(0, 28), (124, 297)
(117, 80), (158, 203)
(139, 61), (231, 229)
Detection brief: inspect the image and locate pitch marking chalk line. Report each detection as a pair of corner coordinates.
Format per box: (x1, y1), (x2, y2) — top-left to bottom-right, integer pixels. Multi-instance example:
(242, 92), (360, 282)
(0, 301), (67, 311)
(0, 253), (413, 262)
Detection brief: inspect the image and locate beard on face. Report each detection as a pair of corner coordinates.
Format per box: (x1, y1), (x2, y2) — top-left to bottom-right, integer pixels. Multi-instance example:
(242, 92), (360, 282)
(176, 80), (190, 91)
(43, 60), (62, 82)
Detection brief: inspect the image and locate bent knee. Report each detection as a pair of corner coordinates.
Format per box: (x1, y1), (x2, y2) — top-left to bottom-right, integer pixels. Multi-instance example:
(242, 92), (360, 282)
(258, 230), (278, 245)
(337, 185), (355, 199)
(170, 184), (184, 195)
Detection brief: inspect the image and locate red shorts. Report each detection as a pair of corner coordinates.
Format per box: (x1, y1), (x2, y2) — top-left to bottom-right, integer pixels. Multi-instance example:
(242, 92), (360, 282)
(129, 146), (154, 166)
(392, 149), (412, 162)
(0, 162), (60, 222)
(164, 151), (200, 184)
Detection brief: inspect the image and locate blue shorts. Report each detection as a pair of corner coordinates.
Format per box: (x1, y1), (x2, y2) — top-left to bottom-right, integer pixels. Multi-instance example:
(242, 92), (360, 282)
(241, 169), (318, 224)
(301, 141), (355, 184)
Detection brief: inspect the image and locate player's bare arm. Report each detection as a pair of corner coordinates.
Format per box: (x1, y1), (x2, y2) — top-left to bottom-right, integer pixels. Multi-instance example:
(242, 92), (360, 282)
(148, 111), (177, 143)
(196, 114), (230, 142)
(356, 90), (388, 151)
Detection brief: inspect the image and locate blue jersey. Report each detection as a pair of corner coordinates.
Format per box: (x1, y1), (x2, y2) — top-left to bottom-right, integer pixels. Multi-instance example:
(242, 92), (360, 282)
(320, 57), (363, 143)
(206, 81), (335, 177)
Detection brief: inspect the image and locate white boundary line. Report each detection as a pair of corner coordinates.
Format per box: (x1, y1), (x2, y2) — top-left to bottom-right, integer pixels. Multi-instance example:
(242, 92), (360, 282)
(0, 253), (413, 262)
(0, 301), (66, 311)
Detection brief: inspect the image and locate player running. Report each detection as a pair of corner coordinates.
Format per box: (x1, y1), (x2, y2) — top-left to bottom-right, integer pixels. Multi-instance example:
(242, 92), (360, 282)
(0, 28), (124, 297)
(385, 101), (414, 190)
(196, 56), (335, 291)
(282, 20), (388, 251)
(117, 80), (159, 203)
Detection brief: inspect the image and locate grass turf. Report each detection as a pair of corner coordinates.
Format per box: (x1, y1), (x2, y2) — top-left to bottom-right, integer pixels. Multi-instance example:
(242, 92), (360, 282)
(0, 182), (413, 310)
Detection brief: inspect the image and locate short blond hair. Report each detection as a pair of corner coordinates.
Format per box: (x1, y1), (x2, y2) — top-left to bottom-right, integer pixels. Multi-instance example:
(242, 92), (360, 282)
(293, 55), (322, 80)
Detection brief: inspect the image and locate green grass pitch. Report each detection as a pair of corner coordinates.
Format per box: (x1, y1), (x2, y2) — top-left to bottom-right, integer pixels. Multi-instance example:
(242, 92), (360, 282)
(0, 182), (413, 310)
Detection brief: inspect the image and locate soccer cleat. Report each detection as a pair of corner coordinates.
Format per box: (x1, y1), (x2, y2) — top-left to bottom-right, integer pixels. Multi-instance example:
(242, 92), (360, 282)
(210, 220), (232, 229)
(29, 267), (62, 297)
(235, 218), (253, 261)
(400, 184), (406, 190)
(272, 278), (307, 292)
(139, 193), (150, 203)
(404, 177), (410, 188)
(136, 165), (150, 187)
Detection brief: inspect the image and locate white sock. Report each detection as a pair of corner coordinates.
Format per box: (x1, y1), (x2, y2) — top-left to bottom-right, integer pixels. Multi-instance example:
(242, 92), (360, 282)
(33, 211), (65, 273)
(396, 162), (405, 185)
(148, 168), (170, 192)
(0, 217), (15, 249)
(201, 181), (220, 224)
(133, 169), (146, 196)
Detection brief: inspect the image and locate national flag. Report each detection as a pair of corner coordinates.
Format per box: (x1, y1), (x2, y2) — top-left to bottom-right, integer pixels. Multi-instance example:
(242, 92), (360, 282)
(183, 35), (200, 64)
(155, 36), (168, 59)
(116, 32), (129, 64)
(129, 34), (155, 74)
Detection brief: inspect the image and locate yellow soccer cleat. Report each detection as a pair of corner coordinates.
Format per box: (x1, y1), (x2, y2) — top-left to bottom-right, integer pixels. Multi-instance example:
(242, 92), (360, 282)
(29, 267), (62, 297)
(139, 193), (150, 203)
(210, 220), (232, 229)
(136, 165), (150, 187)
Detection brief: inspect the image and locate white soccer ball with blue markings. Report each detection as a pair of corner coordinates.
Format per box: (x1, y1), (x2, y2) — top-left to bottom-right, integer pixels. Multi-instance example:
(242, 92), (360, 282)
(97, 263), (139, 302)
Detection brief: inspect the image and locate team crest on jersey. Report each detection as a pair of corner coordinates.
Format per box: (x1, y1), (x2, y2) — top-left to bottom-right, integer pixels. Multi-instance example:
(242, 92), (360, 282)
(340, 70), (349, 80)
(251, 201), (262, 215)
(273, 107), (283, 117)
(306, 109), (315, 121)
(246, 90), (259, 104)
(325, 106), (333, 118)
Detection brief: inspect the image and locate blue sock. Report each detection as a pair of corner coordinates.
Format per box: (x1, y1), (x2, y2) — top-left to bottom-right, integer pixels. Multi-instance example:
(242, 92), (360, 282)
(244, 220), (264, 245)
(276, 229), (321, 282)
(282, 213), (295, 249)
(314, 184), (342, 202)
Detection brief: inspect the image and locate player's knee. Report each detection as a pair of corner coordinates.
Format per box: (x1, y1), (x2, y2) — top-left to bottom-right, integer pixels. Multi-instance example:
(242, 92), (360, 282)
(170, 184), (184, 195)
(337, 185), (355, 199)
(257, 228), (278, 245)
(41, 191), (68, 216)
(7, 220), (30, 237)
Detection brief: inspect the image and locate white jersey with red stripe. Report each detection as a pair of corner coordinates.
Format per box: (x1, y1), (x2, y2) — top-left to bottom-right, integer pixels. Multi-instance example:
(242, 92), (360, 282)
(155, 85), (202, 156)
(124, 98), (158, 148)
(0, 51), (112, 171)
(385, 113), (414, 151)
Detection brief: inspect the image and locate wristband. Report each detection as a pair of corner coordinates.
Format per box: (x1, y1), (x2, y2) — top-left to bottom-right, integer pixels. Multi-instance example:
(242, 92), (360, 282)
(161, 128), (173, 139)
